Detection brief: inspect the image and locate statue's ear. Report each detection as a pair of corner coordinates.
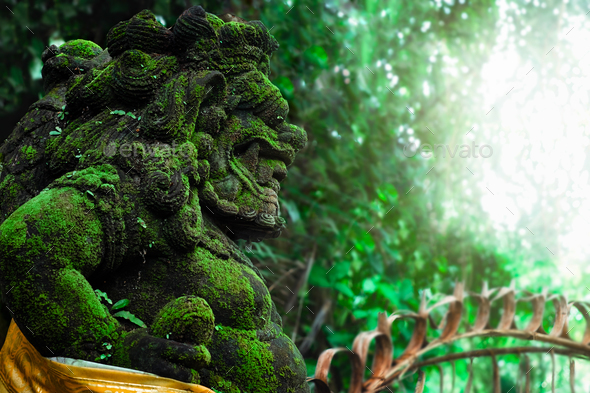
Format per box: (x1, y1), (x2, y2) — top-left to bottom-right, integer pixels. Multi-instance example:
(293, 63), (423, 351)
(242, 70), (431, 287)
(194, 70), (227, 107)
(192, 71), (229, 136)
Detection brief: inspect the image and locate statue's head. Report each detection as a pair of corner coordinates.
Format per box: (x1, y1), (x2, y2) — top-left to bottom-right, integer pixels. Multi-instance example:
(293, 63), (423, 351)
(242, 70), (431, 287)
(40, 7), (306, 243)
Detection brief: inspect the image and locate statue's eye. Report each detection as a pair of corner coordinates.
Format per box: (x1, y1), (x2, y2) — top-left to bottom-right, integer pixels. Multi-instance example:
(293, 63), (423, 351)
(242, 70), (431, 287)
(234, 142), (260, 174)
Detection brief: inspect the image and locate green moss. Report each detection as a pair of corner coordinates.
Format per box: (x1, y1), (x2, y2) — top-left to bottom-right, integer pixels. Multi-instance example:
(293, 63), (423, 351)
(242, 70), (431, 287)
(229, 70), (285, 109)
(59, 39), (103, 59)
(165, 343), (210, 370)
(119, 49), (152, 70)
(50, 164), (119, 194)
(0, 174), (23, 201)
(206, 14), (225, 31)
(151, 296), (215, 345)
(0, 207), (27, 250)
(188, 247), (272, 330)
(20, 145), (38, 161)
(208, 327), (278, 393)
(206, 372), (241, 393)
(0, 187), (121, 358)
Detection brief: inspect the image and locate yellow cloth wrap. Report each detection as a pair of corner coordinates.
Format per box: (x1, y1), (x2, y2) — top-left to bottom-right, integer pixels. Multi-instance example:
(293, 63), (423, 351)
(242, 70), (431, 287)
(0, 319), (215, 393)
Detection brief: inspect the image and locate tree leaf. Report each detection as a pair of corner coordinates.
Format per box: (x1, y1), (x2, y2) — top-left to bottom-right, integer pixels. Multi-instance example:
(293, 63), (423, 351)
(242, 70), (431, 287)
(334, 282), (355, 298)
(305, 45), (328, 69)
(111, 298), (129, 311)
(273, 76), (295, 100)
(94, 289), (112, 305)
(113, 310), (147, 328)
(137, 217), (147, 229)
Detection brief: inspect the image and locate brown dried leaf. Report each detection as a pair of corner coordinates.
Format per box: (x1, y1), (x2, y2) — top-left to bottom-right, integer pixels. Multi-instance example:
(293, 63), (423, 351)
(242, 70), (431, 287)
(572, 302), (590, 345)
(352, 330), (391, 385)
(548, 294), (568, 337)
(397, 315), (428, 363)
(371, 312), (393, 377)
(425, 283), (464, 341)
(523, 291), (546, 333)
(492, 285), (516, 330)
(469, 282), (496, 332)
(490, 281), (514, 303)
(312, 347), (362, 393)
(376, 312), (391, 339)
(470, 295), (491, 332)
(440, 283), (464, 340)
(386, 310), (413, 325)
(427, 295), (459, 313)
(306, 377), (331, 393)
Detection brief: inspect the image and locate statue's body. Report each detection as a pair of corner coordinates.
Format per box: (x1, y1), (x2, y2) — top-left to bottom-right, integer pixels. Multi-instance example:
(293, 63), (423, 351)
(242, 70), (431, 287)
(0, 7), (308, 393)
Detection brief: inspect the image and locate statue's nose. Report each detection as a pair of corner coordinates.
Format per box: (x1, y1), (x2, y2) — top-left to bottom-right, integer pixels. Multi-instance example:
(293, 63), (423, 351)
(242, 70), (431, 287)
(278, 123), (307, 154)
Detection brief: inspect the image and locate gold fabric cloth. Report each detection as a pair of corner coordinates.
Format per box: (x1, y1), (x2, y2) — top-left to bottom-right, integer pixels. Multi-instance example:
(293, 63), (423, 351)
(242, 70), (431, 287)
(0, 319), (214, 393)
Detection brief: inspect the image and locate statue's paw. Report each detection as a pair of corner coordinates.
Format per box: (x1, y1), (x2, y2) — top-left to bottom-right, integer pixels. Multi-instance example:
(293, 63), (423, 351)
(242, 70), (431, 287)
(113, 329), (211, 384)
(202, 326), (309, 393)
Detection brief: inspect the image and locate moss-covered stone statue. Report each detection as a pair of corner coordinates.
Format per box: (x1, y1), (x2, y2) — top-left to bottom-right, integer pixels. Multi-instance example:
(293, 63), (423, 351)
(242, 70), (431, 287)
(0, 6), (309, 393)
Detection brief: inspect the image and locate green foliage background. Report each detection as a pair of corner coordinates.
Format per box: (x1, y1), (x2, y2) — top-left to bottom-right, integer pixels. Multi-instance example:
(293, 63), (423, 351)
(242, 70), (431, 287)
(1, 0), (589, 391)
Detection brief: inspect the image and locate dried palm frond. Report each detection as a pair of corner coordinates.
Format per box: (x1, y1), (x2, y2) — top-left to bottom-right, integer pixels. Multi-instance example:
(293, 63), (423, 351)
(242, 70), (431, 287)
(308, 282), (590, 392)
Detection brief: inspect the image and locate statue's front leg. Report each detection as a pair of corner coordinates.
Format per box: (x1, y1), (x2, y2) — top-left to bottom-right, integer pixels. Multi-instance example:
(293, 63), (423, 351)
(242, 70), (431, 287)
(0, 186), (207, 383)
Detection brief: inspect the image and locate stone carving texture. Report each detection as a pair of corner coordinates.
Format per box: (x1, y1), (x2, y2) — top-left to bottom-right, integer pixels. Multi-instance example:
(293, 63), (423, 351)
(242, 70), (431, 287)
(0, 6), (308, 393)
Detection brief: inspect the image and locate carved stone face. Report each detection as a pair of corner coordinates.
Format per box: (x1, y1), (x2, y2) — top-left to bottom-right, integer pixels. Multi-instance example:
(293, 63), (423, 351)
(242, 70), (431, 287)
(205, 82), (307, 241)
(35, 7), (307, 243)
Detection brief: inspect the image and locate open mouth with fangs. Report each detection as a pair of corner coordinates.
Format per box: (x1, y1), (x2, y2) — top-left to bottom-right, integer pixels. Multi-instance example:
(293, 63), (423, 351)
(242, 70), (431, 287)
(208, 138), (294, 241)
(232, 138), (292, 192)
